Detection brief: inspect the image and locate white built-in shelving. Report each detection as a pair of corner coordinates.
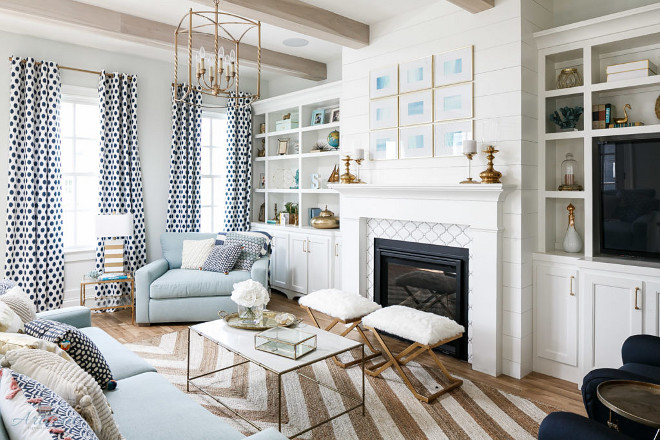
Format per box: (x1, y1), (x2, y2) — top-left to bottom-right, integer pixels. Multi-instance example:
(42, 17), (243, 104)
(535, 5), (660, 258)
(251, 81), (341, 231)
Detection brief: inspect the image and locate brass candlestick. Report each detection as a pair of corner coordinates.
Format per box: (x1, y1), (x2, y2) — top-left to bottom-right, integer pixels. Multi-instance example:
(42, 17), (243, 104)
(353, 158), (366, 183)
(460, 152), (479, 184)
(479, 146), (502, 184)
(340, 155), (356, 184)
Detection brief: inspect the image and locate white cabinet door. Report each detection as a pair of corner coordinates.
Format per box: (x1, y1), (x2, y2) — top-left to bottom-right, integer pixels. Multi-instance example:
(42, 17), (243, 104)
(332, 238), (342, 290)
(535, 264), (579, 366)
(289, 234), (308, 294)
(582, 273), (644, 372)
(307, 235), (331, 293)
(270, 232), (289, 290)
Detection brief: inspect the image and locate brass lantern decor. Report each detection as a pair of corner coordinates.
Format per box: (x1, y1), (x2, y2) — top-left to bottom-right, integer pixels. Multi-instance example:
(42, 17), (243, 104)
(174, 0), (261, 108)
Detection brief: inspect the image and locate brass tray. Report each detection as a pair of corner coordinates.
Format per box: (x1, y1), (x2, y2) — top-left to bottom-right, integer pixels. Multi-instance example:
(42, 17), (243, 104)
(597, 380), (660, 429)
(218, 310), (301, 331)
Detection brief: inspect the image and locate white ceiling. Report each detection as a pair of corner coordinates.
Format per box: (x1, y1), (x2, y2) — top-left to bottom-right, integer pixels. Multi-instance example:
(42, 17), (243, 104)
(0, 0), (441, 80)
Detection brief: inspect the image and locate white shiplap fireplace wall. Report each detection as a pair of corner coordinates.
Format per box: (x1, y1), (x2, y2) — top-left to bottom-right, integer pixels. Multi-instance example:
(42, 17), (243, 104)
(339, 0), (550, 378)
(333, 185), (507, 376)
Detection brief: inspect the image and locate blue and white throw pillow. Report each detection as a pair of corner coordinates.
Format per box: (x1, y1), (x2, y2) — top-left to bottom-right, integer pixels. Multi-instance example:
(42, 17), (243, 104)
(24, 320), (115, 390)
(215, 231), (272, 256)
(0, 279), (16, 295)
(0, 368), (99, 440)
(202, 244), (242, 273)
(225, 232), (268, 271)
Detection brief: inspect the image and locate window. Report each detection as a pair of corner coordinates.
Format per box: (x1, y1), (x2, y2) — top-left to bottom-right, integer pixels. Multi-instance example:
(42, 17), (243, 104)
(200, 112), (228, 232)
(60, 95), (101, 250)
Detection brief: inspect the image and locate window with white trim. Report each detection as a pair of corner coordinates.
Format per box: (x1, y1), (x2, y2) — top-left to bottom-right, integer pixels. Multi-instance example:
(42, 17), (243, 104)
(60, 94), (101, 250)
(200, 112), (228, 232)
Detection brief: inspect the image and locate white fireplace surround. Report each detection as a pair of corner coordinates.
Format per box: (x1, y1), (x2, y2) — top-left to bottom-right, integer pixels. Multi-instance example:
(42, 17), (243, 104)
(330, 184), (509, 377)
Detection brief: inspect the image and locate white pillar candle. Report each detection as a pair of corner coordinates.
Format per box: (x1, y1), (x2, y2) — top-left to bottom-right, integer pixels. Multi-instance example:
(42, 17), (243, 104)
(463, 139), (477, 154)
(354, 147), (365, 160)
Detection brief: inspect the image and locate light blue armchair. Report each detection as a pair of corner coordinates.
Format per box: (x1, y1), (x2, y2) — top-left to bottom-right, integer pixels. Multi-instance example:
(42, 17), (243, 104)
(135, 232), (269, 325)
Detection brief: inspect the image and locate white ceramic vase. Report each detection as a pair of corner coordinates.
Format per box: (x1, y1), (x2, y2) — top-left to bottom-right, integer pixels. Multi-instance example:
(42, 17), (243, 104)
(563, 224), (583, 253)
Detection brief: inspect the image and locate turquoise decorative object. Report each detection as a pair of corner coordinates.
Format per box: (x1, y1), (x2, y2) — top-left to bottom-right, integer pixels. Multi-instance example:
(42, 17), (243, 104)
(327, 130), (339, 149)
(551, 106), (583, 130)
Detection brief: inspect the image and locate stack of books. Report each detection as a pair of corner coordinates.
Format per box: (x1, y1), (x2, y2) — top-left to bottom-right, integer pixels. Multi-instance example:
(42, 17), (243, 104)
(98, 272), (129, 281)
(592, 104), (615, 129)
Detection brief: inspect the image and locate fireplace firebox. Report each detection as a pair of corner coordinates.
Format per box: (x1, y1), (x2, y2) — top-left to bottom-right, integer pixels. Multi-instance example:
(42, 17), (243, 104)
(374, 238), (469, 360)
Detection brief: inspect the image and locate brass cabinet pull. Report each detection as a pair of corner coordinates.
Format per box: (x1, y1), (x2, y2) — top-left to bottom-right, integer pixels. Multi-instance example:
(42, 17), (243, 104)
(335, 243), (339, 257)
(307, 239), (311, 253)
(634, 287), (641, 310)
(570, 275), (575, 296)
(302, 240), (306, 253)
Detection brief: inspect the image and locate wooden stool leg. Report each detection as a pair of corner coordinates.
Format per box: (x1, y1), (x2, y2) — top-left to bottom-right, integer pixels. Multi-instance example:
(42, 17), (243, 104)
(301, 305), (382, 369)
(365, 326), (463, 403)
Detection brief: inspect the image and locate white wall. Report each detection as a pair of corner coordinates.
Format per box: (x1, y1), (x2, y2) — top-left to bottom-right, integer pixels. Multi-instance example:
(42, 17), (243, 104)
(552, 0), (660, 27)
(339, 0), (535, 378)
(0, 30), (264, 306)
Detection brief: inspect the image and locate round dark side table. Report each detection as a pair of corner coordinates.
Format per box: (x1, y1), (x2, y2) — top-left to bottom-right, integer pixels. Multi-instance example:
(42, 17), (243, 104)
(597, 380), (660, 439)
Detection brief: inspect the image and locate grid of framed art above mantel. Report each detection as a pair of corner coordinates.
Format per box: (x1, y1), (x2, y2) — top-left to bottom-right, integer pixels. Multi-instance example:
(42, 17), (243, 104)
(368, 46), (474, 161)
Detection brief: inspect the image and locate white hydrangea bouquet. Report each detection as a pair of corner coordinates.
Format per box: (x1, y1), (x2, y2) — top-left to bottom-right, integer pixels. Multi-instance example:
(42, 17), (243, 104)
(231, 279), (269, 324)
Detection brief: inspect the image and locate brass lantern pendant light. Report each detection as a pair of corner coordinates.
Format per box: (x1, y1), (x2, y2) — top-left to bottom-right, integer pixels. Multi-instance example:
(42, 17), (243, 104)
(174, 0), (261, 108)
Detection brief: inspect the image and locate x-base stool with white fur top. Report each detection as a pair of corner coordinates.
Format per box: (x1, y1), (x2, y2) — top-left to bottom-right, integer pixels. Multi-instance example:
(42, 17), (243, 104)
(299, 289), (382, 368)
(362, 305), (464, 403)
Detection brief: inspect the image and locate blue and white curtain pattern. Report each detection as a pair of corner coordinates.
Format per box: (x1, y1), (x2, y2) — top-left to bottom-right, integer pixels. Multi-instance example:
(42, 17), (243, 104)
(223, 93), (253, 232)
(5, 57), (64, 312)
(94, 71), (146, 308)
(166, 84), (203, 233)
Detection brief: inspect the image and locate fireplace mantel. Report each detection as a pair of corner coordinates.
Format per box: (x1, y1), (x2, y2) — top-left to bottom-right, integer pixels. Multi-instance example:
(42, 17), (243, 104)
(329, 183), (508, 203)
(336, 183), (510, 377)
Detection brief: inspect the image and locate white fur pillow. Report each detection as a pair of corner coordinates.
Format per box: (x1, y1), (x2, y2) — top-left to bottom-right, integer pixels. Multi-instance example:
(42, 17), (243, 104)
(181, 239), (216, 270)
(3, 349), (124, 440)
(299, 289), (381, 321)
(0, 285), (37, 324)
(0, 302), (23, 333)
(0, 332), (73, 362)
(362, 305), (464, 346)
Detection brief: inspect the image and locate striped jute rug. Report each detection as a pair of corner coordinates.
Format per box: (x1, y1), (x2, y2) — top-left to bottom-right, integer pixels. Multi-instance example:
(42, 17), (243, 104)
(126, 330), (555, 439)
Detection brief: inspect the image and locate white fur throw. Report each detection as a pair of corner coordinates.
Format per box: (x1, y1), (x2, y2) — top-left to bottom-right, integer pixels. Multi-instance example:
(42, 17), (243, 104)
(3, 348), (124, 440)
(362, 305), (464, 346)
(299, 289), (381, 321)
(0, 333), (73, 362)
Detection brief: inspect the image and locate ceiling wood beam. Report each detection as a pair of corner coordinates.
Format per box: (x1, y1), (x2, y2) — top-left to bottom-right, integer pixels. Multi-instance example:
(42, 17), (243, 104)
(196, 0), (370, 49)
(0, 0), (327, 81)
(445, 0), (495, 14)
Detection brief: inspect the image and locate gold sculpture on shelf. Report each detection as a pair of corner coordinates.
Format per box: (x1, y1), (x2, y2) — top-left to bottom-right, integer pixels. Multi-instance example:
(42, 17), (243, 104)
(479, 146), (502, 184)
(340, 156), (356, 184)
(327, 165), (339, 183)
(614, 104), (631, 124)
(310, 206), (339, 229)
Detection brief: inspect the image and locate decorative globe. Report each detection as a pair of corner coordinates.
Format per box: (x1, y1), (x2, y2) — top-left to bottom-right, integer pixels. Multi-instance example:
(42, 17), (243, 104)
(327, 130), (339, 149)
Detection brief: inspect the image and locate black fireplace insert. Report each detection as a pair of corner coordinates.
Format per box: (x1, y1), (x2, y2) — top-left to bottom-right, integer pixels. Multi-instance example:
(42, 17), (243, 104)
(374, 238), (469, 360)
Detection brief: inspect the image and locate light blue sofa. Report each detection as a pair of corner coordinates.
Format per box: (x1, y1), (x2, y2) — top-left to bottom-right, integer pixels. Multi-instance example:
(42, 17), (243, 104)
(136, 233), (270, 324)
(0, 306), (287, 440)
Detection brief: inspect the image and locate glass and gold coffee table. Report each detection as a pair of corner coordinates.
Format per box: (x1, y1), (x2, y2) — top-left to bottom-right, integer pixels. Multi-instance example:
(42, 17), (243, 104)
(187, 318), (365, 438)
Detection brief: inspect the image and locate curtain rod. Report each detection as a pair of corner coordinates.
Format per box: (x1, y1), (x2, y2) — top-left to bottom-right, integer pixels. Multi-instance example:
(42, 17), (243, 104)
(7, 57), (135, 80)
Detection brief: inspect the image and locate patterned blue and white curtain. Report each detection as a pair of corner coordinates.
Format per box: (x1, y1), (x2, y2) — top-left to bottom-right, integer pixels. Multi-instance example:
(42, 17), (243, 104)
(165, 84), (203, 233)
(4, 57), (64, 312)
(223, 93), (253, 232)
(94, 71), (146, 308)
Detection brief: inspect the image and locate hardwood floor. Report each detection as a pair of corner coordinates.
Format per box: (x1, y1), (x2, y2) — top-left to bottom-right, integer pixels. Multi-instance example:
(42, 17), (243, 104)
(92, 291), (586, 416)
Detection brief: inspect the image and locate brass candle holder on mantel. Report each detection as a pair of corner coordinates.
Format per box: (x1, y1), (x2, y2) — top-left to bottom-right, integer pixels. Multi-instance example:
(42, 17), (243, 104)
(353, 158), (366, 184)
(479, 145), (502, 184)
(460, 152), (479, 184)
(340, 155), (356, 184)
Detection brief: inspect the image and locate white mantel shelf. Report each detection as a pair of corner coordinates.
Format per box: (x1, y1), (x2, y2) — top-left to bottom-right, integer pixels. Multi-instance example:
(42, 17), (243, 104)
(328, 183), (510, 202)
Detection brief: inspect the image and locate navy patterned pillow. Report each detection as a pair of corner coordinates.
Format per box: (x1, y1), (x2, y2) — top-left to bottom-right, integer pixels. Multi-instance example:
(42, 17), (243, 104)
(0, 368), (99, 440)
(215, 231), (272, 255)
(202, 244), (242, 273)
(24, 320), (115, 390)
